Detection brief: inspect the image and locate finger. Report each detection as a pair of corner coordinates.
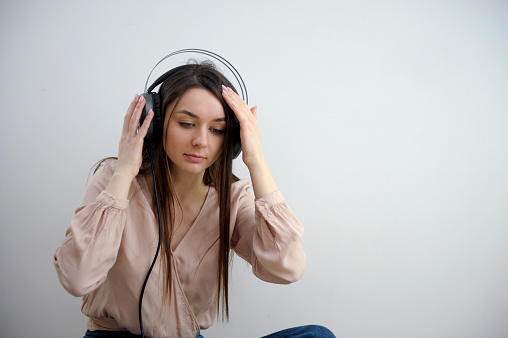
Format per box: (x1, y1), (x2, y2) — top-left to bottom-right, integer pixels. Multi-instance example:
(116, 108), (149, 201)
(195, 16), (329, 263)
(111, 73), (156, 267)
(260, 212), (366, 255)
(221, 86), (239, 114)
(129, 95), (146, 135)
(227, 87), (252, 114)
(222, 85), (248, 120)
(221, 85), (233, 102)
(251, 105), (258, 118)
(123, 94), (140, 135)
(222, 85), (243, 103)
(137, 109), (154, 138)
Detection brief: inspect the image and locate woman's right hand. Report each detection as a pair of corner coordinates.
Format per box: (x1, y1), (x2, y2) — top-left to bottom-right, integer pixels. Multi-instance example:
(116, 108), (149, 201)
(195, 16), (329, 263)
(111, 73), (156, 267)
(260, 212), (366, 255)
(105, 94), (154, 199)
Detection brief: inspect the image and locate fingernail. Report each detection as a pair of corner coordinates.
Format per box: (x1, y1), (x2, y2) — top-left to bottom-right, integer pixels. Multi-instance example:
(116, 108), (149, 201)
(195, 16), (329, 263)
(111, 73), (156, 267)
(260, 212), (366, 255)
(222, 86), (229, 97)
(227, 87), (233, 92)
(138, 95), (144, 102)
(134, 93), (139, 100)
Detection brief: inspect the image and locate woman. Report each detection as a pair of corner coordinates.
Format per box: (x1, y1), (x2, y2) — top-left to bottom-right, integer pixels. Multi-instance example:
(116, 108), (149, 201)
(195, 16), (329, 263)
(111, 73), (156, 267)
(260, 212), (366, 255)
(54, 62), (334, 338)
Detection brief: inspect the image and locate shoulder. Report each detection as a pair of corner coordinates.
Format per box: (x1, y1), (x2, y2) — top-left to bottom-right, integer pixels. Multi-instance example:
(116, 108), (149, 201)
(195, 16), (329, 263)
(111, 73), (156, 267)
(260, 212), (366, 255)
(84, 158), (120, 196)
(231, 179), (252, 195)
(81, 158), (118, 204)
(94, 158), (118, 175)
(87, 158), (147, 204)
(230, 180), (255, 206)
(86, 158), (117, 188)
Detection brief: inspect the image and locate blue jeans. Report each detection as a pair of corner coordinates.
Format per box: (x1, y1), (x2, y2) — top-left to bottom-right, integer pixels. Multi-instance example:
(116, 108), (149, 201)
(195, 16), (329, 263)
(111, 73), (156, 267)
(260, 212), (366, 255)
(84, 325), (334, 338)
(261, 325), (335, 338)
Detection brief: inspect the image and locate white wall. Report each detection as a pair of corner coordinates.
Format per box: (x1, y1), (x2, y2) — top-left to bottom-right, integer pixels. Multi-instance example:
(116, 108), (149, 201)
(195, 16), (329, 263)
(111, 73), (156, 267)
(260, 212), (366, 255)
(1, 1), (507, 337)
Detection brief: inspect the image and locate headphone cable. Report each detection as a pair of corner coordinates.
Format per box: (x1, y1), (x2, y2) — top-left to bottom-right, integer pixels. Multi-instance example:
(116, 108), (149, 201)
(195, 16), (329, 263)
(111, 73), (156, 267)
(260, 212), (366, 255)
(139, 150), (162, 338)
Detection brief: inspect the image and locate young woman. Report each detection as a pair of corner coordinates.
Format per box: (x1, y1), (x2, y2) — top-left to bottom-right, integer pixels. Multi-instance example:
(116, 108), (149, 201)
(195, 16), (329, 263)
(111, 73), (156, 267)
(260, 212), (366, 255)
(54, 62), (334, 338)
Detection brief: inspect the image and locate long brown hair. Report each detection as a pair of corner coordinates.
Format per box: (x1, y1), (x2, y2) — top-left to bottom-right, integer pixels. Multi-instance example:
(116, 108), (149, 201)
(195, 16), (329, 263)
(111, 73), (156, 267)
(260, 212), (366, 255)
(141, 62), (240, 320)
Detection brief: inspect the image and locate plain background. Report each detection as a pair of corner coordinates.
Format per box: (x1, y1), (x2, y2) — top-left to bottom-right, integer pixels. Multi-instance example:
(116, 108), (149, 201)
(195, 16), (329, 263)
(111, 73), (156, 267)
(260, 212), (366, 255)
(1, 1), (507, 337)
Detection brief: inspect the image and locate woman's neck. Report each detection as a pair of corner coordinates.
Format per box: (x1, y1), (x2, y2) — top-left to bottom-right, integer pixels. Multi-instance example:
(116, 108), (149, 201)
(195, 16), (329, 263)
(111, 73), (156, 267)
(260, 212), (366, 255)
(171, 171), (209, 203)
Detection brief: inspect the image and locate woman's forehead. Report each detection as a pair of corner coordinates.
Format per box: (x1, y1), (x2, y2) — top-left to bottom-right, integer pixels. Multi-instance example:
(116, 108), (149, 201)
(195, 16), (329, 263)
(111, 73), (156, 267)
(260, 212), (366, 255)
(169, 88), (225, 120)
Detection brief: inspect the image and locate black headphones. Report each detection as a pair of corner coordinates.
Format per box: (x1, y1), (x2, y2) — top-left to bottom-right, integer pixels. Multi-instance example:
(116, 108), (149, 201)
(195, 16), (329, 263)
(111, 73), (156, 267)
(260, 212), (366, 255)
(138, 49), (248, 159)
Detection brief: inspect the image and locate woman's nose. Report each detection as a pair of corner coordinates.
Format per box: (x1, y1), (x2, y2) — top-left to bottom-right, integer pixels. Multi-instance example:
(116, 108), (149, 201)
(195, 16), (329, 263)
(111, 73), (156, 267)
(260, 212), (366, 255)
(192, 127), (208, 148)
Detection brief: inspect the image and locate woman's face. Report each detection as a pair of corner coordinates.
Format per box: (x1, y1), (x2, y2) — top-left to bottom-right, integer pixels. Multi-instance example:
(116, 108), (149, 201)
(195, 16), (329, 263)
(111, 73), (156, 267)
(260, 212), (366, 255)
(163, 87), (226, 180)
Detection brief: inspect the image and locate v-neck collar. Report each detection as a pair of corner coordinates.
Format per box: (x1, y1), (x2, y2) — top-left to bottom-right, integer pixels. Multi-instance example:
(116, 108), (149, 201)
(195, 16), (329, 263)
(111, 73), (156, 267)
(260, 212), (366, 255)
(136, 175), (212, 252)
(171, 186), (211, 252)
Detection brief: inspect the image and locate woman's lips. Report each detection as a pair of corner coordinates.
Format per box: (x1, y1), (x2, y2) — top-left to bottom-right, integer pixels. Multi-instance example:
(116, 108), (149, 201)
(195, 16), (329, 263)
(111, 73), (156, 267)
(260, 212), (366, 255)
(185, 154), (206, 163)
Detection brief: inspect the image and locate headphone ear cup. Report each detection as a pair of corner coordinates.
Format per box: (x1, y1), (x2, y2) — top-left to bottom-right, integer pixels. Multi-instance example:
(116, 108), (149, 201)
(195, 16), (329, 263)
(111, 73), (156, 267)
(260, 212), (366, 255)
(140, 92), (163, 143)
(233, 140), (242, 159)
(151, 93), (163, 142)
(232, 118), (242, 159)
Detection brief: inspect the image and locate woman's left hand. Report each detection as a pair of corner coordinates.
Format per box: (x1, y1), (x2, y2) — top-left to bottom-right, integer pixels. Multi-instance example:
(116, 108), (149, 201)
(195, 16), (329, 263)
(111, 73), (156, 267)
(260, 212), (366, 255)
(221, 85), (263, 167)
(221, 85), (278, 198)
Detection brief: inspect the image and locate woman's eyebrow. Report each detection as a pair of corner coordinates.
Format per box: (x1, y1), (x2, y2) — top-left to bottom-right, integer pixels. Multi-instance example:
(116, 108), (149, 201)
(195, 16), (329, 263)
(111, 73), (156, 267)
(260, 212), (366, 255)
(175, 110), (226, 122)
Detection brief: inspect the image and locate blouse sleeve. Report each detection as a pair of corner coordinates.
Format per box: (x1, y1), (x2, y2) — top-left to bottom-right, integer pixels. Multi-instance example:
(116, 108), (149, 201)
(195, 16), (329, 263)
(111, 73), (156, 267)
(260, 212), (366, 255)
(53, 161), (129, 297)
(231, 183), (306, 284)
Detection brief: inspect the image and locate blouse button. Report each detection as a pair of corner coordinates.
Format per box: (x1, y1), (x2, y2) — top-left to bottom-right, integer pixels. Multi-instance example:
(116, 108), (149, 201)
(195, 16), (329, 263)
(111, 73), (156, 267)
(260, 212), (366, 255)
(259, 201), (265, 206)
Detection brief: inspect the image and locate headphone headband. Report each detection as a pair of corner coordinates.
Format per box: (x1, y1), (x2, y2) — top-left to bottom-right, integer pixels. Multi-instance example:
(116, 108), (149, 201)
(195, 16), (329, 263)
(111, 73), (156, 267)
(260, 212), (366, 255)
(144, 48), (248, 104)
(146, 65), (188, 93)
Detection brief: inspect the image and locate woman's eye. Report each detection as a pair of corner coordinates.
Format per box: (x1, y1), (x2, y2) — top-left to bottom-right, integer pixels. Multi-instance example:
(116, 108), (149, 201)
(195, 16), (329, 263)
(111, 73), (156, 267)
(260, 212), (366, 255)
(211, 128), (224, 135)
(179, 122), (193, 128)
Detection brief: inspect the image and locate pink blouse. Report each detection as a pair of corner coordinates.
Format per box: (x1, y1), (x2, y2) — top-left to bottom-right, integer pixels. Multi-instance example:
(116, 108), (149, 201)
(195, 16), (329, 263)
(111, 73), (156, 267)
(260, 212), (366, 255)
(54, 160), (306, 338)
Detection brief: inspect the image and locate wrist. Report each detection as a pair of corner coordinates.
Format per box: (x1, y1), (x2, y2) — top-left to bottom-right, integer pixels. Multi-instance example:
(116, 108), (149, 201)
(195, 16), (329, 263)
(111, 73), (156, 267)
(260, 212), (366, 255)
(105, 170), (136, 199)
(243, 151), (266, 170)
(246, 157), (278, 199)
(112, 167), (137, 181)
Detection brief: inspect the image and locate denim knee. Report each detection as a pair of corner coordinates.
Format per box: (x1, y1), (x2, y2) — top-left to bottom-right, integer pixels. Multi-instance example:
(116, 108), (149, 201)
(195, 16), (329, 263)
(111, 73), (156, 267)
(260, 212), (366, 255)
(262, 325), (335, 338)
(306, 325), (335, 337)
